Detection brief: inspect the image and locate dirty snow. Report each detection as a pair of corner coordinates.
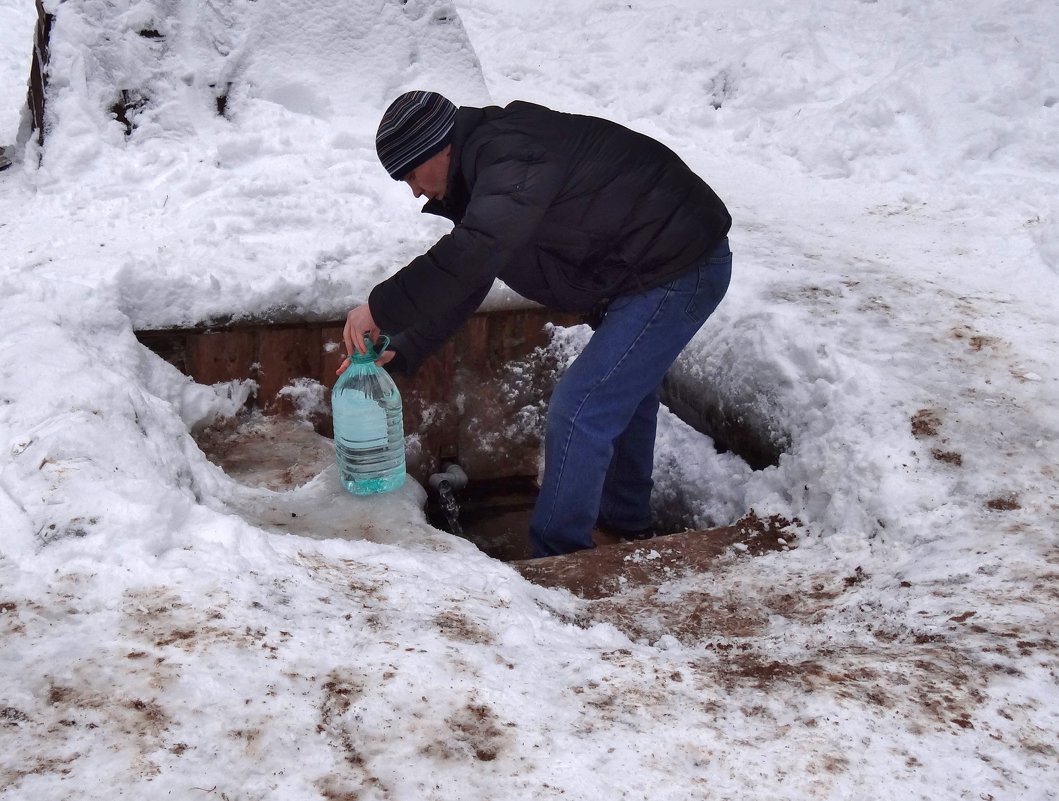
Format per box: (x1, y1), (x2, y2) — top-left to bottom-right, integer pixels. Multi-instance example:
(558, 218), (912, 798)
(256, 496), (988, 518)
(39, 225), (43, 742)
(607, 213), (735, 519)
(1, 0), (1058, 799)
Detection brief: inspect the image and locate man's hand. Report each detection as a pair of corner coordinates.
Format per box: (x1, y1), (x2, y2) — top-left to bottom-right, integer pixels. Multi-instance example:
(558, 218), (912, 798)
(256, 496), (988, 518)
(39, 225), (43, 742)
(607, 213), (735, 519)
(338, 303), (394, 375)
(343, 303), (380, 357)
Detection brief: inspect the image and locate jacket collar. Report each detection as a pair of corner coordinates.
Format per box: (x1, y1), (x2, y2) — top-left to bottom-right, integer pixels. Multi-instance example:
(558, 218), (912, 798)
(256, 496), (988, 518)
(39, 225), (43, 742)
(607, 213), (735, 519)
(421, 105), (485, 222)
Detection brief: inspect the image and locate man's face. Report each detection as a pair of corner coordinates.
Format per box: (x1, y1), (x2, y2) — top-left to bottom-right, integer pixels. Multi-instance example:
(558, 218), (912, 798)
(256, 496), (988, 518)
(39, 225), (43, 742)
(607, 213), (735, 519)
(403, 145), (451, 202)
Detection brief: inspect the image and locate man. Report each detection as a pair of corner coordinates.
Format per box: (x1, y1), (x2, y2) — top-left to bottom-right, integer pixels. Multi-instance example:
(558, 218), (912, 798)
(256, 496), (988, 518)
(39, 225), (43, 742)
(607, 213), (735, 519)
(343, 90), (732, 558)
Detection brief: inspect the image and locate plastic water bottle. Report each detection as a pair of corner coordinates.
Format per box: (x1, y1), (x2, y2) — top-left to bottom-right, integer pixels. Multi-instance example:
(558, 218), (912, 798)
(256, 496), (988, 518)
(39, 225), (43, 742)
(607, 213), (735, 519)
(331, 335), (406, 495)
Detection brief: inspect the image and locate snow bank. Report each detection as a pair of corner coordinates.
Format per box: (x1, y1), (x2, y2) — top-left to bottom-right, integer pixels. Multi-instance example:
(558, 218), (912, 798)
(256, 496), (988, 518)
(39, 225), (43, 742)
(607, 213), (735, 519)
(1, 0), (1058, 798)
(0, 3), (33, 144)
(13, 0), (488, 330)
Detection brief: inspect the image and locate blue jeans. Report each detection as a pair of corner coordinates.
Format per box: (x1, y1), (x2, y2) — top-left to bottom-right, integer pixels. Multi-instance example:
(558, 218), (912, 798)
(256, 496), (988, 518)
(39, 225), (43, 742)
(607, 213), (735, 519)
(530, 239), (732, 557)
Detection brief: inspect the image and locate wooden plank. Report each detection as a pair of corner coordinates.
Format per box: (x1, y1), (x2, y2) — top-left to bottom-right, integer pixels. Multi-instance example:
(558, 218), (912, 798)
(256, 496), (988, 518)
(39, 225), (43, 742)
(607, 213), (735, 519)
(29, 0), (53, 145)
(256, 326), (322, 410)
(136, 308), (580, 485)
(185, 329), (256, 387)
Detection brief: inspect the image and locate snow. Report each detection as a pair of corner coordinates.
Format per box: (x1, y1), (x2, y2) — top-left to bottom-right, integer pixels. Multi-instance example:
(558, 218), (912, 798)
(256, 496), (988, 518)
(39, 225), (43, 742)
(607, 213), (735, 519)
(1, 0), (1058, 799)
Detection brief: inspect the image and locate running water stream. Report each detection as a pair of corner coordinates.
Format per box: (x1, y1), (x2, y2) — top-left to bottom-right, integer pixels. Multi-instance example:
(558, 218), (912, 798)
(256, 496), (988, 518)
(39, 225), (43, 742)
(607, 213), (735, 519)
(435, 482), (463, 536)
(429, 463), (468, 535)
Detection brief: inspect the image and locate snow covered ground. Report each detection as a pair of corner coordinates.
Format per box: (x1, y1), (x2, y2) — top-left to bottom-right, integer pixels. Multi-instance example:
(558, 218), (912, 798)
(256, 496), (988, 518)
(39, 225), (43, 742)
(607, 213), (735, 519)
(1, 0), (1057, 799)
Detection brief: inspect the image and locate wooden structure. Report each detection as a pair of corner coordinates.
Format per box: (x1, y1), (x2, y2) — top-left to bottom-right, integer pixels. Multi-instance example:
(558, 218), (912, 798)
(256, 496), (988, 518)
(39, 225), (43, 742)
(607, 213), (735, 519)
(136, 309), (582, 487)
(28, 0), (53, 146)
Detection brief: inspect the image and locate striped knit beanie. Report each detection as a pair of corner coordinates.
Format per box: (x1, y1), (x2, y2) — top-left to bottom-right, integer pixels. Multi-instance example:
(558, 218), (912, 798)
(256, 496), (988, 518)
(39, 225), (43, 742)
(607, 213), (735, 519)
(376, 91), (457, 180)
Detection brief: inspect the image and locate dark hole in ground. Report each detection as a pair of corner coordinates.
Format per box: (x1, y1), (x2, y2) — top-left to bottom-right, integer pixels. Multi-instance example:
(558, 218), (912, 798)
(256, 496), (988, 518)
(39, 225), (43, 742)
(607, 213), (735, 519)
(425, 474), (707, 562)
(426, 475), (539, 561)
(110, 89), (147, 136)
(211, 81), (232, 117)
(138, 307), (789, 567)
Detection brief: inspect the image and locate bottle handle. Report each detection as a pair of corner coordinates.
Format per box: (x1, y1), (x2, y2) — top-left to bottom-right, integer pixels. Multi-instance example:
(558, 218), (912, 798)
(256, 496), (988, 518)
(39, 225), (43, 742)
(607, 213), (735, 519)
(367, 334), (390, 360)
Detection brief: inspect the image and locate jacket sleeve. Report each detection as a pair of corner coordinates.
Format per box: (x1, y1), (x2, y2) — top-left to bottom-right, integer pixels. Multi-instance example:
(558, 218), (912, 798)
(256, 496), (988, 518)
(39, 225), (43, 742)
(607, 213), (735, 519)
(368, 134), (566, 335)
(387, 280), (492, 374)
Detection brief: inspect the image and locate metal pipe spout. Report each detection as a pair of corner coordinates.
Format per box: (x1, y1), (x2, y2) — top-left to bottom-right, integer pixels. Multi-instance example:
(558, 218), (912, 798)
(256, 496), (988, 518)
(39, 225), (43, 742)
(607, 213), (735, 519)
(428, 462), (468, 493)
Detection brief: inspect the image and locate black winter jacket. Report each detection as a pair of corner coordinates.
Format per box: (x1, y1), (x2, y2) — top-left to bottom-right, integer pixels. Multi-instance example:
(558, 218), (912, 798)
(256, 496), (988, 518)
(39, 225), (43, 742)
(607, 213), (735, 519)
(369, 101), (731, 370)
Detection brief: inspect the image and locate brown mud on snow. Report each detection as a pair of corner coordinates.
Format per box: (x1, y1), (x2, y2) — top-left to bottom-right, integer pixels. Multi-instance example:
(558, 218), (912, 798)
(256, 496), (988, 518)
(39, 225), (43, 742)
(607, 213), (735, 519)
(514, 512), (802, 643)
(196, 415), (335, 491)
(515, 511), (1059, 765)
(515, 511), (797, 601)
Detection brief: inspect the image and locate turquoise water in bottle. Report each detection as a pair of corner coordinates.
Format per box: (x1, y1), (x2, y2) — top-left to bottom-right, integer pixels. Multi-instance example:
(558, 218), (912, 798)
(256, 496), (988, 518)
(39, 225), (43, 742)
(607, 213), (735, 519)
(331, 336), (406, 495)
